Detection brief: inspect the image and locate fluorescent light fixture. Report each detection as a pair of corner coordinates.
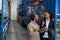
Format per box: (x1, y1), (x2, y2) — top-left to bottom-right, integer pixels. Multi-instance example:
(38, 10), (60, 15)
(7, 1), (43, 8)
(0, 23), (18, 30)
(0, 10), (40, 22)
(0, 0), (2, 10)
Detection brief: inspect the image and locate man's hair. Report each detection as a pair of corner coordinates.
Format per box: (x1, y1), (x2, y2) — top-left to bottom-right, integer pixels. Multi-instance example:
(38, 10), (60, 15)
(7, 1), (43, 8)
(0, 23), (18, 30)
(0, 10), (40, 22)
(45, 11), (53, 20)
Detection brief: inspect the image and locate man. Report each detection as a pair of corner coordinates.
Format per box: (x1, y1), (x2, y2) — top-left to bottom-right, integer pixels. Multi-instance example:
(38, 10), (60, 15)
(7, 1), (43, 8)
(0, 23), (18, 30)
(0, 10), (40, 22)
(40, 11), (54, 40)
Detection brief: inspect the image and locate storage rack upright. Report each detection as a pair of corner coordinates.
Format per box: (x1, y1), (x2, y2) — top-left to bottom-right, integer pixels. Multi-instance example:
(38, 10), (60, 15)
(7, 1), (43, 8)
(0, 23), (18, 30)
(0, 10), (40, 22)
(56, 0), (60, 39)
(0, 0), (10, 40)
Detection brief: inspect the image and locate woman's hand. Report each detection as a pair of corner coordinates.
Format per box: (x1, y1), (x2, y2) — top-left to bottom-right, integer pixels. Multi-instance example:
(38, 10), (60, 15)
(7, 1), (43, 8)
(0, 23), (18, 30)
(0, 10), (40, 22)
(34, 29), (39, 32)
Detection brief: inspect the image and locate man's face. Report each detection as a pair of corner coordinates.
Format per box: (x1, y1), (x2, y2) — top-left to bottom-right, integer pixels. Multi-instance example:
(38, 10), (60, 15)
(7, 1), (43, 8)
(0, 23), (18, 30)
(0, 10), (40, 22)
(45, 12), (50, 19)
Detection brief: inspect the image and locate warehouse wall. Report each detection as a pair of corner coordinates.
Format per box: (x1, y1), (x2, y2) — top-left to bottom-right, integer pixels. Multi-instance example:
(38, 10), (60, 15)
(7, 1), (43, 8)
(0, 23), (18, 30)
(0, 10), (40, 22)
(11, 0), (22, 20)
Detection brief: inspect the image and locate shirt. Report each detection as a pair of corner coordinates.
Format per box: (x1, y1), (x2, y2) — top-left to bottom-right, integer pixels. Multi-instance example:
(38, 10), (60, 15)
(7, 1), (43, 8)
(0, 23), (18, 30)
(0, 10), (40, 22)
(43, 19), (50, 38)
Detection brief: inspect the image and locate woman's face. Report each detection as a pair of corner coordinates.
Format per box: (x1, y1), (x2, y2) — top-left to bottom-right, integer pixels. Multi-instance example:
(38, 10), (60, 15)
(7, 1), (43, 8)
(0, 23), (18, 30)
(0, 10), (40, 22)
(45, 12), (50, 19)
(35, 14), (38, 20)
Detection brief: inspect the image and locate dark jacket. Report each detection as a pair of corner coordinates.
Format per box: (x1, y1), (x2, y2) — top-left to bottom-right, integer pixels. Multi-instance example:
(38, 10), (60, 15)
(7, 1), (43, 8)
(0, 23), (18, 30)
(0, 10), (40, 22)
(40, 19), (54, 38)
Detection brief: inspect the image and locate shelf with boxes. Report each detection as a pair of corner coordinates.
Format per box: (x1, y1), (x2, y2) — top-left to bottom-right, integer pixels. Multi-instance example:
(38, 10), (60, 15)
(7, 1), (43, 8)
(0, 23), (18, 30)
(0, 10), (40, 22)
(0, 0), (10, 40)
(17, 0), (55, 29)
(17, 0), (43, 29)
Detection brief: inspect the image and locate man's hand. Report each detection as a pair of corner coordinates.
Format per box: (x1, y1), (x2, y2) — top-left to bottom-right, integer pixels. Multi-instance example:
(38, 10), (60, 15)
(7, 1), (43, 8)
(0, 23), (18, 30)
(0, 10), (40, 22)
(42, 21), (45, 27)
(40, 28), (46, 33)
(49, 29), (54, 37)
(45, 28), (48, 31)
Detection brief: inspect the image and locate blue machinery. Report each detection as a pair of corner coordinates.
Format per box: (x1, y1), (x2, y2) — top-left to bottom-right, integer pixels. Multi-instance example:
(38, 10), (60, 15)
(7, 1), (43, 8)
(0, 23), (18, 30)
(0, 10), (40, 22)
(56, 0), (60, 40)
(0, 0), (10, 40)
(56, 0), (60, 19)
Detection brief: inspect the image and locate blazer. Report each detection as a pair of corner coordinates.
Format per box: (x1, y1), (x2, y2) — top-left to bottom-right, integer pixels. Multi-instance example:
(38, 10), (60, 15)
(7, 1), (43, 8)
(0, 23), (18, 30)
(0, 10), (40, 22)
(40, 19), (54, 38)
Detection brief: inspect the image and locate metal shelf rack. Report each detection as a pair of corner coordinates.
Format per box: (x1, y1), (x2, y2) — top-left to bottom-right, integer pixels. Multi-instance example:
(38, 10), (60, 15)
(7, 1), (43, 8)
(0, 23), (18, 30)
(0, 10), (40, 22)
(0, 0), (10, 40)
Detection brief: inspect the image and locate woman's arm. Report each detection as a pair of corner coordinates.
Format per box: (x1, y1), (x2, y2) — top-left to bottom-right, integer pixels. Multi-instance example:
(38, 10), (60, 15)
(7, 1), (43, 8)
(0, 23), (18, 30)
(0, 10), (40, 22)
(27, 25), (34, 37)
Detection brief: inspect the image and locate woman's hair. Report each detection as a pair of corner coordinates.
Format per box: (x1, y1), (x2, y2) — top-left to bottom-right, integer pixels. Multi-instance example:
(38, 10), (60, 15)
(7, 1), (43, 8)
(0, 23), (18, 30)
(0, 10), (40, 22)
(45, 11), (53, 20)
(30, 14), (38, 21)
(30, 14), (35, 21)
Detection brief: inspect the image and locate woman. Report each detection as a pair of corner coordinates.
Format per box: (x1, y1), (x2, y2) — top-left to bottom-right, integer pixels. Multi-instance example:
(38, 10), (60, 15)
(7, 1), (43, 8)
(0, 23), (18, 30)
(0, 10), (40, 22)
(40, 11), (54, 40)
(27, 14), (40, 40)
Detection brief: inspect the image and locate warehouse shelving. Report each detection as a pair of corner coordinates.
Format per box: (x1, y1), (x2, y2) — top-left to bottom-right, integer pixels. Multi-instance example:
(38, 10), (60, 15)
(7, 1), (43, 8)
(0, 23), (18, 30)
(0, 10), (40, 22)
(17, 0), (55, 29)
(17, 0), (44, 28)
(44, 0), (55, 18)
(0, 0), (10, 40)
(17, 0), (41, 28)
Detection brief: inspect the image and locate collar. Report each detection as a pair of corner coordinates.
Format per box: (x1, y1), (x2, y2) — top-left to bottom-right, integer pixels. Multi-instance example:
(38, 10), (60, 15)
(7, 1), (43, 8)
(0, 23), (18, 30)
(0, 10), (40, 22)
(46, 19), (50, 22)
(31, 21), (35, 24)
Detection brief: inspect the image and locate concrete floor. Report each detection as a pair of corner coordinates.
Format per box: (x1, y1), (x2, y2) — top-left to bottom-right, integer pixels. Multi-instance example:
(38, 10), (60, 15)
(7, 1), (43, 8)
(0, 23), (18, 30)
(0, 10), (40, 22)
(7, 21), (28, 40)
